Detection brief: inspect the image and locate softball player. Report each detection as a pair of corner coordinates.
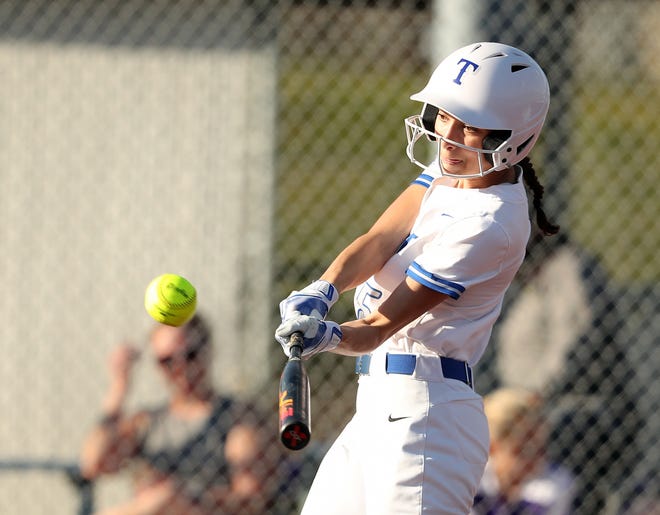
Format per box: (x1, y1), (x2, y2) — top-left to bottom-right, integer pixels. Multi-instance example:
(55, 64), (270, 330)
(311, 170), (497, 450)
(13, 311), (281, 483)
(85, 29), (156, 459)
(276, 42), (559, 515)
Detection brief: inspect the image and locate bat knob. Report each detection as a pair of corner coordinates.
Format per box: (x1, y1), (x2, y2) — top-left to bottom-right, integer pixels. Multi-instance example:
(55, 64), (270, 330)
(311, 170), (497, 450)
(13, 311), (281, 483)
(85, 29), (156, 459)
(280, 422), (311, 450)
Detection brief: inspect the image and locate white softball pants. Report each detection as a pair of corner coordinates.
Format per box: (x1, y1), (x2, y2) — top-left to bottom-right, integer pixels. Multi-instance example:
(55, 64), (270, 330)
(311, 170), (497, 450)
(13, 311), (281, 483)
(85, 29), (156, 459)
(301, 372), (489, 515)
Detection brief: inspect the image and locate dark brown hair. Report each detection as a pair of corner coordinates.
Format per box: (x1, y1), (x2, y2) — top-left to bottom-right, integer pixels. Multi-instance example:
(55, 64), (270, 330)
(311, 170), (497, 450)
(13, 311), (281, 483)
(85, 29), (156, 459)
(519, 157), (560, 236)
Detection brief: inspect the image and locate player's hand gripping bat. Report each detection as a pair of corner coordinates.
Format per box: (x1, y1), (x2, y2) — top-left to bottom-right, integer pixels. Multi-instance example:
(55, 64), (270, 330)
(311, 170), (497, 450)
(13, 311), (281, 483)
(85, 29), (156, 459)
(278, 332), (311, 450)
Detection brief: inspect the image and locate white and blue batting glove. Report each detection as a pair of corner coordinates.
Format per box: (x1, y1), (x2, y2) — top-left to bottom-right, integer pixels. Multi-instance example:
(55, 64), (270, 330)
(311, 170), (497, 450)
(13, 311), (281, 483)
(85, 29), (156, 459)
(275, 315), (343, 359)
(279, 280), (339, 322)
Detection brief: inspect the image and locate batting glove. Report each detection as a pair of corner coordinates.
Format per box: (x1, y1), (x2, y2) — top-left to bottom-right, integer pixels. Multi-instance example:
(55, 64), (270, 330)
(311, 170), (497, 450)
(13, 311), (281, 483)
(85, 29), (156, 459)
(275, 315), (343, 359)
(279, 280), (339, 322)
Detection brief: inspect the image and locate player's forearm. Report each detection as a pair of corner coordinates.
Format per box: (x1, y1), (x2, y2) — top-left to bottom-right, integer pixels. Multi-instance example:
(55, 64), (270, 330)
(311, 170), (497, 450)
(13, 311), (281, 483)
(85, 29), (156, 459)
(332, 319), (390, 356)
(320, 232), (397, 293)
(332, 276), (449, 357)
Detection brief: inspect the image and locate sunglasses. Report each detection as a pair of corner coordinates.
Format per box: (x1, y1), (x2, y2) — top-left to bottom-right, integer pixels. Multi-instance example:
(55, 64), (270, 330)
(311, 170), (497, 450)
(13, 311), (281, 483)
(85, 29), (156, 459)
(157, 346), (204, 368)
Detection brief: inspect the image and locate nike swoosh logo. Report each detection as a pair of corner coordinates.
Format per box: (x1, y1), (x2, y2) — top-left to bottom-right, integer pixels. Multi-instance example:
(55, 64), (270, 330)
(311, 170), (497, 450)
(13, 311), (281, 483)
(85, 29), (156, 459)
(388, 415), (410, 422)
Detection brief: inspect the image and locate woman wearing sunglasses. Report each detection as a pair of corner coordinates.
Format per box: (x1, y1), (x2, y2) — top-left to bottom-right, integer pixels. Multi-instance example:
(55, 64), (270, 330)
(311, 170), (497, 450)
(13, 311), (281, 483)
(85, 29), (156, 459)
(80, 314), (280, 514)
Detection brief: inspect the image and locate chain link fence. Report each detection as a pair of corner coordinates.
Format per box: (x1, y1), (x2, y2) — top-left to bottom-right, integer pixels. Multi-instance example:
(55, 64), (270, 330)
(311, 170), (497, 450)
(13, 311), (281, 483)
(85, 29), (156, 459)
(0, 1), (657, 514)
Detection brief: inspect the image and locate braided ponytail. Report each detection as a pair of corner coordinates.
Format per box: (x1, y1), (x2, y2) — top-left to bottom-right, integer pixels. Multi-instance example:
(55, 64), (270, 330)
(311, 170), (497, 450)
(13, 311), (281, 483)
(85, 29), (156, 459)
(519, 157), (560, 236)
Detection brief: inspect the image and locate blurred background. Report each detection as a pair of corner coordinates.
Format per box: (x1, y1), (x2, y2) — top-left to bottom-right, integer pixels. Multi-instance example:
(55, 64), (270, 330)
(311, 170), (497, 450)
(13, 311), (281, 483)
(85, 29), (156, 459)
(0, 0), (657, 513)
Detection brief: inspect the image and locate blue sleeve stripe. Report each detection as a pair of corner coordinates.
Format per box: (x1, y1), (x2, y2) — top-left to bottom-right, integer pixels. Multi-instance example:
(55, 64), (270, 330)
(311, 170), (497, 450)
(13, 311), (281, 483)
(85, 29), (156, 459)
(406, 262), (465, 300)
(411, 173), (434, 188)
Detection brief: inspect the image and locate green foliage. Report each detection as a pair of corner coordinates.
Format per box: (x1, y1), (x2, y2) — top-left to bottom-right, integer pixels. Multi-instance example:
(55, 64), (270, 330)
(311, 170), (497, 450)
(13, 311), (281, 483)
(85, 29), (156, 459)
(570, 81), (660, 283)
(275, 61), (425, 285)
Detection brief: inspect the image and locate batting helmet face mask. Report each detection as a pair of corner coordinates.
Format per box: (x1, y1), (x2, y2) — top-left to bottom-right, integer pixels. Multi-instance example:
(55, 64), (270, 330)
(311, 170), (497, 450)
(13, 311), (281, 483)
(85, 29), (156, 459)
(404, 42), (550, 178)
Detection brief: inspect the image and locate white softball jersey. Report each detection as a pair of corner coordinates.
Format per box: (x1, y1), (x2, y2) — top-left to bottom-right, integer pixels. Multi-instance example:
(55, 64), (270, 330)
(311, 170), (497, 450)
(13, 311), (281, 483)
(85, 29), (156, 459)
(354, 166), (530, 366)
(302, 168), (531, 515)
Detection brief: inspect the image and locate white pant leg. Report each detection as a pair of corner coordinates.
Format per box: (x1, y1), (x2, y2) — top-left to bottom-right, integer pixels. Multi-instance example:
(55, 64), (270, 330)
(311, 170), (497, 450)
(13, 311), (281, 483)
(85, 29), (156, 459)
(301, 417), (365, 515)
(420, 381), (490, 513)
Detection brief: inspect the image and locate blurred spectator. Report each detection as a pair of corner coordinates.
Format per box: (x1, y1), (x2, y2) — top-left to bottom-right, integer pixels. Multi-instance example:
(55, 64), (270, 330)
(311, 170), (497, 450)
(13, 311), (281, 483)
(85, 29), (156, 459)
(619, 471), (660, 515)
(79, 314), (284, 515)
(471, 388), (575, 515)
(612, 284), (660, 514)
(480, 233), (641, 514)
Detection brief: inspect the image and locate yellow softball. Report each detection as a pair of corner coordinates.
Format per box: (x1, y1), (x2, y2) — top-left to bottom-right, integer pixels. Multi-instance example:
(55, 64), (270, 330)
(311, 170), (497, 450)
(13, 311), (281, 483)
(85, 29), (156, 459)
(144, 274), (197, 327)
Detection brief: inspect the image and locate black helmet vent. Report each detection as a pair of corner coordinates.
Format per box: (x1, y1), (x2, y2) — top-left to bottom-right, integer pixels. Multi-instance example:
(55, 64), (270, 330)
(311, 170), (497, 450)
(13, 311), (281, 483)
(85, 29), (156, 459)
(517, 135), (535, 155)
(511, 64), (530, 72)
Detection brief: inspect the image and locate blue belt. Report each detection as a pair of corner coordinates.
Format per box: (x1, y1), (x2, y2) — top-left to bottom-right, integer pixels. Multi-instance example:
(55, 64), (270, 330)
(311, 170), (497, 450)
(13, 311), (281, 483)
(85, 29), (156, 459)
(355, 353), (473, 388)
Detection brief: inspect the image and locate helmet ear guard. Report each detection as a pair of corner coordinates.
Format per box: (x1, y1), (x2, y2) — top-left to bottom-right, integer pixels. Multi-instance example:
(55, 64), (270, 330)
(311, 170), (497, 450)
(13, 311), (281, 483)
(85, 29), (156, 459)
(483, 130), (511, 165)
(421, 103), (439, 141)
(484, 130), (538, 168)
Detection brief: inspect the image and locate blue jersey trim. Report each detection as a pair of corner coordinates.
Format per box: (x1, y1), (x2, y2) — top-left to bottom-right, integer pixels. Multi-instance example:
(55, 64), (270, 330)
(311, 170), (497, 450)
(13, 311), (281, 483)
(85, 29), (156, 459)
(406, 262), (465, 300)
(411, 173), (434, 188)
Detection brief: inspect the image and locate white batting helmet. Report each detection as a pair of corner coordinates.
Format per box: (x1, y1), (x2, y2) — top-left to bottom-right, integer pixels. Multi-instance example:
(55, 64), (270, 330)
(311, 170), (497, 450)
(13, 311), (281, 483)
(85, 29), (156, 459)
(405, 42), (550, 177)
